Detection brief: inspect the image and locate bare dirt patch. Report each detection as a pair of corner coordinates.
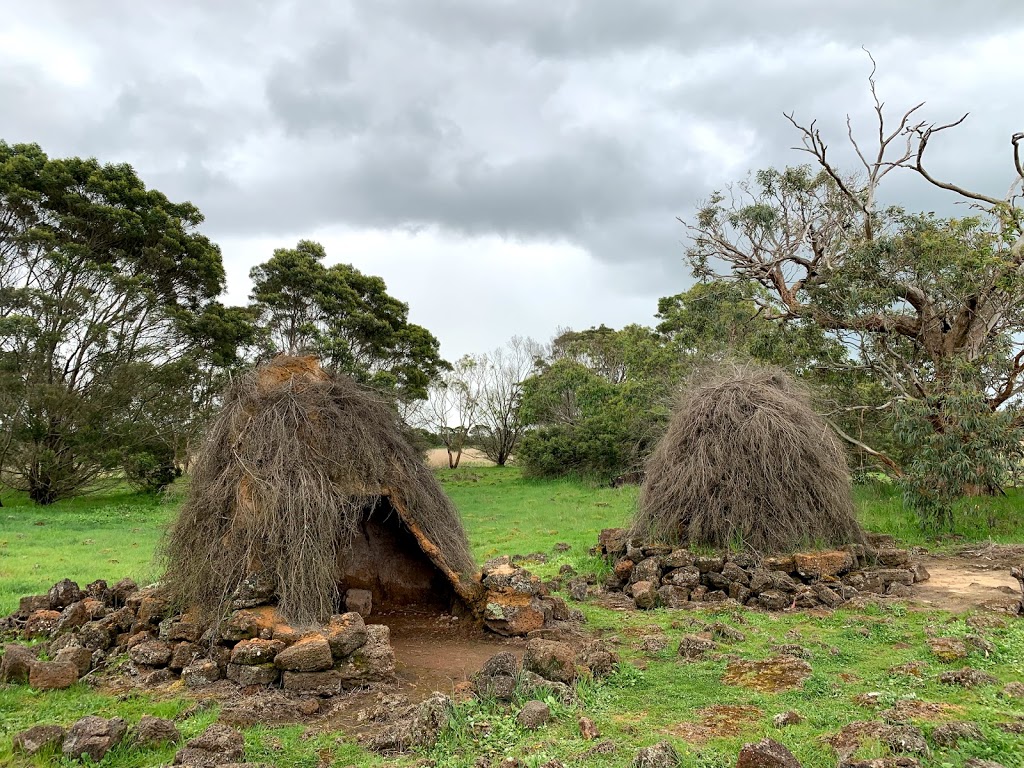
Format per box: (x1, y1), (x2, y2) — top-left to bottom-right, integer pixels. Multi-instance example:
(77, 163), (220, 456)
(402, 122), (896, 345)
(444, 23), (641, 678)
(382, 609), (524, 698)
(666, 704), (762, 743)
(910, 553), (1022, 613)
(722, 656), (812, 693)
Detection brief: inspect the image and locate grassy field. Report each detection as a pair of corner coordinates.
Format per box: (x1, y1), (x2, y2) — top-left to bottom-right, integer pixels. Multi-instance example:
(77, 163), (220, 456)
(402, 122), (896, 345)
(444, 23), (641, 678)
(2, 469), (1023, 767)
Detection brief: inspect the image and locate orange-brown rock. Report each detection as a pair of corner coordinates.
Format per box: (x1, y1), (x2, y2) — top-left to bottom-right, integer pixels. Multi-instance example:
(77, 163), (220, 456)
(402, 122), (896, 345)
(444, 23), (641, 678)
(274, 635), (333, 672)
(29, 660), (79, 690)
(793, 550), (854, 580)
(24, 610), (61, 638)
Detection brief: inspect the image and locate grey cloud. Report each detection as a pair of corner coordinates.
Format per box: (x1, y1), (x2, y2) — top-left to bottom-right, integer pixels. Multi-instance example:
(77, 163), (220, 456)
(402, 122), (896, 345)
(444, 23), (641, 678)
(2, 0), (1023, 313)
(362, 0), (1020, 59)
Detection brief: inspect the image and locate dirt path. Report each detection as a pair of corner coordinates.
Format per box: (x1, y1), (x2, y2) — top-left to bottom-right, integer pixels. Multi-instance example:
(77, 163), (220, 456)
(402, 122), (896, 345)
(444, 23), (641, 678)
(911, 553), (1022, 613)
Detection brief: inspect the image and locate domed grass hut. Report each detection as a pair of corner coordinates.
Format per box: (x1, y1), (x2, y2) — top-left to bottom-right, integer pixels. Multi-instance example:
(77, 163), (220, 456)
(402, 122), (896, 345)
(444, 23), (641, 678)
(631, 363), (864, 555)
(162, 355), (483, 627)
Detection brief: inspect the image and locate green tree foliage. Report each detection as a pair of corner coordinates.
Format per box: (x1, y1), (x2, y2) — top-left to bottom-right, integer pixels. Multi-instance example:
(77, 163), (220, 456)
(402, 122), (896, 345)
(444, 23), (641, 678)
(248, 240), (446, 402)
(0, 142), (245, 502)
(517, 325), (684, 479)
(681, 73), (1024, 523)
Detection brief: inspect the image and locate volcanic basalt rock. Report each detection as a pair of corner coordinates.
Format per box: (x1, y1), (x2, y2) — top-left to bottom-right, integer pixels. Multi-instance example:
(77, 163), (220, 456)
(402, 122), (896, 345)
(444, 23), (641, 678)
(597, 529), (925, 612)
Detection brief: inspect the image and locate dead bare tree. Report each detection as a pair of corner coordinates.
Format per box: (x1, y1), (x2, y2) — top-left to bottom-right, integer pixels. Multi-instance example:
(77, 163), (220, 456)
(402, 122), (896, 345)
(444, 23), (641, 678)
(475, 336), (543, 466)
(683, 52), (1024, 487)
(411, 356), (484, 469)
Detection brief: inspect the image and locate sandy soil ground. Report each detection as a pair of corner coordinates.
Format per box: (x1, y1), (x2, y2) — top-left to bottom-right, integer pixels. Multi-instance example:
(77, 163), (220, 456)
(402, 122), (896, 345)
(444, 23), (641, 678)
(912, 544), (1024, 613)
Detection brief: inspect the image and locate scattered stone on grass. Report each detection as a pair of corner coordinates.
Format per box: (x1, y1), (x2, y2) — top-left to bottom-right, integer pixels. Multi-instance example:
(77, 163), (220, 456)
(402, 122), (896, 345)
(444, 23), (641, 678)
(930, 721), (982, 748)
(773, 711), (804, 728)
(964, 761), (1007, 768)
(883, 725), (928, 755)
(678, 634), (718, 660)
(736, 738), (802, 768)
(880, 699), (962, 723)
(1002, 681), (1024, 699)
(938, 667), (998, 688)
(523, 638), (576, 684)
(517, 700), (551, 729)
(12, 725), (66, 756)
(63, 716), (128, 762)
(131, 715), (181, 747)
(722, 656), (812, 692)
(174, 723), (245, 766)
(365, 692), (452, 753)
(579, 716), (600, 740)
(640, 634), (668, 654)
(838, 759), (921, 768)
(632, 740), (681, 768)
(710, 622), (746, 643)
(475, 651), (519, 701)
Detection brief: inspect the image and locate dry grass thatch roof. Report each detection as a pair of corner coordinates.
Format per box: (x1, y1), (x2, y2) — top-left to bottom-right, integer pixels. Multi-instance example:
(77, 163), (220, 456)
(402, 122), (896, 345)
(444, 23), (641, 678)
(161, 355), (477, 626)
(631, 362), (864, 555)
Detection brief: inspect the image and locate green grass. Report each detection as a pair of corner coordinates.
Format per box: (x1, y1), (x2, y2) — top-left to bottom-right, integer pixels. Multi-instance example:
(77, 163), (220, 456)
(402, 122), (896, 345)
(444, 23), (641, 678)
(2, 469), (1023, 767)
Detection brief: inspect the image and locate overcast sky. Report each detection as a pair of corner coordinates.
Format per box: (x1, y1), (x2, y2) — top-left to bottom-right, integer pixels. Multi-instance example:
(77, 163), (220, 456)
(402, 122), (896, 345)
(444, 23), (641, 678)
(3, 1), (1022, 360)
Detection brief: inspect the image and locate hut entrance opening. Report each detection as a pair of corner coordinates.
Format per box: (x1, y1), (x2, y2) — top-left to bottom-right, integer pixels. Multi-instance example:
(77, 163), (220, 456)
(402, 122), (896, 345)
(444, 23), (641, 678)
(337, 495), (460, 615)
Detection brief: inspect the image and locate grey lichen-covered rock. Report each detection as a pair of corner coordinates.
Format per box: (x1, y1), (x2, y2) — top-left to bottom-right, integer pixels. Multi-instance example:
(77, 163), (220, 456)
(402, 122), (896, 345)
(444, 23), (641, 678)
(174, 723), (245, 766)
(130, 715), (181, 747)
(130, 639), (173, 667)
(632, 580), (659, 610)
(367, 692), (453, 753)
(632, 740), (680, 768)
(182, 659), (222, 687)
(0, 643), (37, 683)
(523, 638), (576, 684)
(227, 663), (280, 686)
(231, 571), (277, 609)
(12, 724), (66, 756)
(630, 557), (662, 585)
(63, 716), (128, 762)
(335, 624), (396, 686)
(48, 578), (83, 610)
(517, 700), (551, 729)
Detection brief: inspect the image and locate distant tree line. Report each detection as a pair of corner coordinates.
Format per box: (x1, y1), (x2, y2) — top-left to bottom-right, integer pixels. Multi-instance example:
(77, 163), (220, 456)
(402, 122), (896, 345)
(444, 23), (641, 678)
(0, 142), (446, 503)
(3, 63), (1021, 530)
(427, 68), (1024, 530)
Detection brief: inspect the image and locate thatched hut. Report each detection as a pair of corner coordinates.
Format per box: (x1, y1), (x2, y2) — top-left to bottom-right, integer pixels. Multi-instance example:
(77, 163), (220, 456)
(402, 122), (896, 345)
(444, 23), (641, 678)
(162, 355), (483, 626)
(631, 363), (864, 554)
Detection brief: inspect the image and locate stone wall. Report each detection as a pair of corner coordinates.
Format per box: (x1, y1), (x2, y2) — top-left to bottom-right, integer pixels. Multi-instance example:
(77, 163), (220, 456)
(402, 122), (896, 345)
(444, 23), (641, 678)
(595, 528), (929, 611)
